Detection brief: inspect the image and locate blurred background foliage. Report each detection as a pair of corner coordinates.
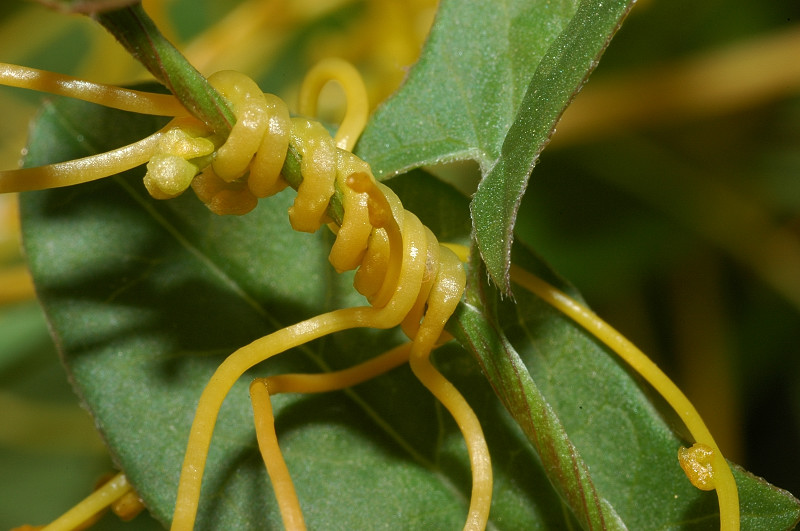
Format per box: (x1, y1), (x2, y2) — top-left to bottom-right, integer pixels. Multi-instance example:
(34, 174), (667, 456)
(1, 0), (799, 528)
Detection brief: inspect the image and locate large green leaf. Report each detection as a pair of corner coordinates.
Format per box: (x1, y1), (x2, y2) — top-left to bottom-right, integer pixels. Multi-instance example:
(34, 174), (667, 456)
(356, 0), (635, 293)
(20, 95), (800, 529)
(20, 98), (571, 529)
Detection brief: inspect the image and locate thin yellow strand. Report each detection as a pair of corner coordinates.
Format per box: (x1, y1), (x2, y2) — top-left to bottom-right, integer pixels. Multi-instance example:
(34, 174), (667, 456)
(265, 342), (412, 394)
(0, 120), (184, 193)
(0, 63), (187, 117)
(249, 380), (307, 531)
(172, 153), (485, 529)
(172, 189), (430, 527)
(40, 473), (133, 531)
(508, 264), (739, 531)
(172, 308), (372, 531)
(248, 347), (425, 531)
(407, 247), (492, 531)
(247, 344), (413, 530)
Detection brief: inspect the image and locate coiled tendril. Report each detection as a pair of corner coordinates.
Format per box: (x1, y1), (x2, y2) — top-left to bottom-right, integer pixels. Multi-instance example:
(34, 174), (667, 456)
(1, 58), (739, 531)
(153, 60), (493, 531)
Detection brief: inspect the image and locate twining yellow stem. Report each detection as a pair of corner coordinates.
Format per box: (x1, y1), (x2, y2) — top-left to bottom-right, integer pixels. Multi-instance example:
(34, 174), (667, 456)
(248, 343), (413, 531)
(0, 63), (187, 117)
(407, 249), (491, 531)
(265, 342), (412, 394)
(249, 379), (307, 531)
(171, 302), (429, 530)
(40, 473), (133, 531)
(509, 264), (740, 531)
(173, 309), (363, 530)
(173, 199), (428, 529)
(409, 351), (492, 531)
(247, 343), (411, 528)
(0, 120), (181, 193)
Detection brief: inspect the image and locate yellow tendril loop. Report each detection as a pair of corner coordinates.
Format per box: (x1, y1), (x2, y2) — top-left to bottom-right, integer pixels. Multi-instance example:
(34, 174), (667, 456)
(208, 71), (271, 182)
(287, 117), (337, 232)
(297, 57), (370, 152)
(248, 93), (291, 198)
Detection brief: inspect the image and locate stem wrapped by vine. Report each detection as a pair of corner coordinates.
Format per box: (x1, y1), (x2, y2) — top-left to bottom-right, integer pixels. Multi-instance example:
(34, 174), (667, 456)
(93, 1), (345, 224)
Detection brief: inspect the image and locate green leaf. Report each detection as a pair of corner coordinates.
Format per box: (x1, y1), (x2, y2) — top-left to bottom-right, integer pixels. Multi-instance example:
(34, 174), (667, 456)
(356, 0), (635, 293)
(451, 244), (800, 528)
(20, 97), (575, 529)
(20, 94), (800, 529)
(450, 256), (626, 530)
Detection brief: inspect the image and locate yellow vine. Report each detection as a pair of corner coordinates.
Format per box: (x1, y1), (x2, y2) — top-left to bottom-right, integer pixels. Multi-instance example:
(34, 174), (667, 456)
(0, 57), (738, 530)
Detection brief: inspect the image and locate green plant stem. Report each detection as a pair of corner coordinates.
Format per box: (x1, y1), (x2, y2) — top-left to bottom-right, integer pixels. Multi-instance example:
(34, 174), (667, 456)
(94, 3), (235, 135)
(94, 2), (344, 225)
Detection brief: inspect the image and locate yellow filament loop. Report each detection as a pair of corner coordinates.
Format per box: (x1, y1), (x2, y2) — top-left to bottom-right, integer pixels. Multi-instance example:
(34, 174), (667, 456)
(297, 58), (370, 152)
